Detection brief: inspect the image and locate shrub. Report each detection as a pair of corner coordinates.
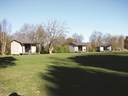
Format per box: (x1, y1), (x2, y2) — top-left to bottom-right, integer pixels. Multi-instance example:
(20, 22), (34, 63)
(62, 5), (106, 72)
(53, 45), (69, 53)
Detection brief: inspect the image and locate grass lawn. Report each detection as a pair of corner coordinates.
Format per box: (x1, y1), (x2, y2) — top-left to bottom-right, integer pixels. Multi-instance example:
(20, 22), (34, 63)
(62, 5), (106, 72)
(0, 52), (128, 96)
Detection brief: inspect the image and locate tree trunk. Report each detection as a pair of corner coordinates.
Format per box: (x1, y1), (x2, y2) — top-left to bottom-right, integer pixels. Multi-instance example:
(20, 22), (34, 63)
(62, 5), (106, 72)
(0, 19), (11, 55)
(1, 38), (6, 56)
(49, 47), (53, 54)
(1, 43), (4, 55)
(48, 43), (53, 54)
(121, 41), (124, 52)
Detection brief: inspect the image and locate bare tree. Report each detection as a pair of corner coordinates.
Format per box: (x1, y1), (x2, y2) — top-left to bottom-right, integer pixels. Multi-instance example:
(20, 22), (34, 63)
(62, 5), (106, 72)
(44, 19), (68, 54)
(10, 31), (23, 40)
(89, 31), (103, 51)
(89, 32), (97, 44)
(35, 25), (46, 43)
(35, 25), (47, 53)
(72, 33), (84, 42)
(89, 31), (97, 52)
(103, 33), (112, 44)
(110, 36), (118, 51)
(63, 37), (76, 45)
(90, 31), (103, 45)
(96, 31), (103, 46)
(0, 19), (11, 55)
(11, 23), (37, 41)
(117, 35), (124, 52)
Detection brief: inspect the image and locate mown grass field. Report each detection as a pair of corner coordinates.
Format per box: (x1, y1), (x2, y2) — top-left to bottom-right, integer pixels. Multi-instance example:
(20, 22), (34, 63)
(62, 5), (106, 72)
(0, 52), (128, 96)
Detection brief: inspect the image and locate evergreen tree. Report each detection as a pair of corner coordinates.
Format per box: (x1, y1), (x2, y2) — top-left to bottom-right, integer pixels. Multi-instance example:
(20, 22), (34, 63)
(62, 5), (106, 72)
(124, 36), (128, 49)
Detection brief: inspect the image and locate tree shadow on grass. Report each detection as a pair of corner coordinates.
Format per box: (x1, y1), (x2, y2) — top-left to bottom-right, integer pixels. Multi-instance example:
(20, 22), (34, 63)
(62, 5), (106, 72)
(0, 57), (17, 68)
(69, 54), (128, 72)
(41, 54), (128, 96)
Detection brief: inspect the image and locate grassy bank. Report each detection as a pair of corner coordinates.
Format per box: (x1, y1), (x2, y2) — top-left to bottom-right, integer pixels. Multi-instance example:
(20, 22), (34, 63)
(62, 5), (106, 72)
(0, 52), (128, 96)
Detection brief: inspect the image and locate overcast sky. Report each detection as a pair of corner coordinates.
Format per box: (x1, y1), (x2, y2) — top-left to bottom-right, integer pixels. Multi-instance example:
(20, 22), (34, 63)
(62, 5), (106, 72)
(0, 0), (128, 42)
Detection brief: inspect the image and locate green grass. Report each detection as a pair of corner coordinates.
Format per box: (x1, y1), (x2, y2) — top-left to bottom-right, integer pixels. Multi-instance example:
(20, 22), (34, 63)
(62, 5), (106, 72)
(0, 52), (128, 96)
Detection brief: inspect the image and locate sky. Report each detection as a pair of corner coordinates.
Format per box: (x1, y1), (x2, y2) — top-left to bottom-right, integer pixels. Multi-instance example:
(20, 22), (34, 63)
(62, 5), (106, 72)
(0, 0), (128, 42)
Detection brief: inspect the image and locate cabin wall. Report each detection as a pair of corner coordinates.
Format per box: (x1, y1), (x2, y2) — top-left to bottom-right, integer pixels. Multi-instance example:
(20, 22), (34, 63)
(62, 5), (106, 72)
(82, 46), (86, 52)
(100, 47), (104, 52)
(74, 46), (78, 52)
(107, 46), (111, 51)
(69, 44), (75, 52)
(100, 46), (112, 52)
(11, 40), (37, 55)
(31, 45), (36, 53)
(11, 41), (21, 54)
(21, 46), (25, 53)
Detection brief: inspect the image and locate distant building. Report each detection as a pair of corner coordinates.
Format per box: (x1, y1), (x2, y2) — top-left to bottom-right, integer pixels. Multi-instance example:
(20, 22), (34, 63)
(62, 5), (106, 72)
(11, 39), (38, 55)
(99, 44), (112, 52)
(69, 42), (87, 52)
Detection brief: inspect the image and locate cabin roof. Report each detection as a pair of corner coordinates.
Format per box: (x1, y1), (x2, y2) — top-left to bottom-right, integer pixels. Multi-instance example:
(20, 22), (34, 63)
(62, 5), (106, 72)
(11, 39), (38, 44)
(100, 44), (112, 47)
(70, 42), (87, 46)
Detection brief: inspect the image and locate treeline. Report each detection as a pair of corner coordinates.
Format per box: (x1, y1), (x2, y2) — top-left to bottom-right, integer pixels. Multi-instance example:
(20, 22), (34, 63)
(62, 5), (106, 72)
(0, 19), (84, 55)
(89, 31), (126, 52)
(0, 19), (128, 55)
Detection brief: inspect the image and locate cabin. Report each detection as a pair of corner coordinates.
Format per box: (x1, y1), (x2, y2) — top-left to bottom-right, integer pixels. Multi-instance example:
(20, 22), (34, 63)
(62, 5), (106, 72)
(69, 42), (87, 52)
(99, 44), (112, 52)
(11, 39), (38, 55)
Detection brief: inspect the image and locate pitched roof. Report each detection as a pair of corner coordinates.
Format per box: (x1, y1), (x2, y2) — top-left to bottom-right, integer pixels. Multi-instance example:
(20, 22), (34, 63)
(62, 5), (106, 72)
(100, 44), (112, 47)
(70, 42), (87, 46)
(11, 39), (38, 44)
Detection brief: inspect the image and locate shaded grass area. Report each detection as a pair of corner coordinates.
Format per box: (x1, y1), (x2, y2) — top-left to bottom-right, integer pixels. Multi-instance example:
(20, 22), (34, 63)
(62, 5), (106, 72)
(42, 52), (128, 96)
(69, 54), (128, 72)
(0, 56), (17, 68)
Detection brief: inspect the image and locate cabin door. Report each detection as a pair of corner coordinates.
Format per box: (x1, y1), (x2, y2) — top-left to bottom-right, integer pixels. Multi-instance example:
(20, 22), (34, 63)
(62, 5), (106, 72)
(25, 44), (31, 52)
(78, 46), (82, 51)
